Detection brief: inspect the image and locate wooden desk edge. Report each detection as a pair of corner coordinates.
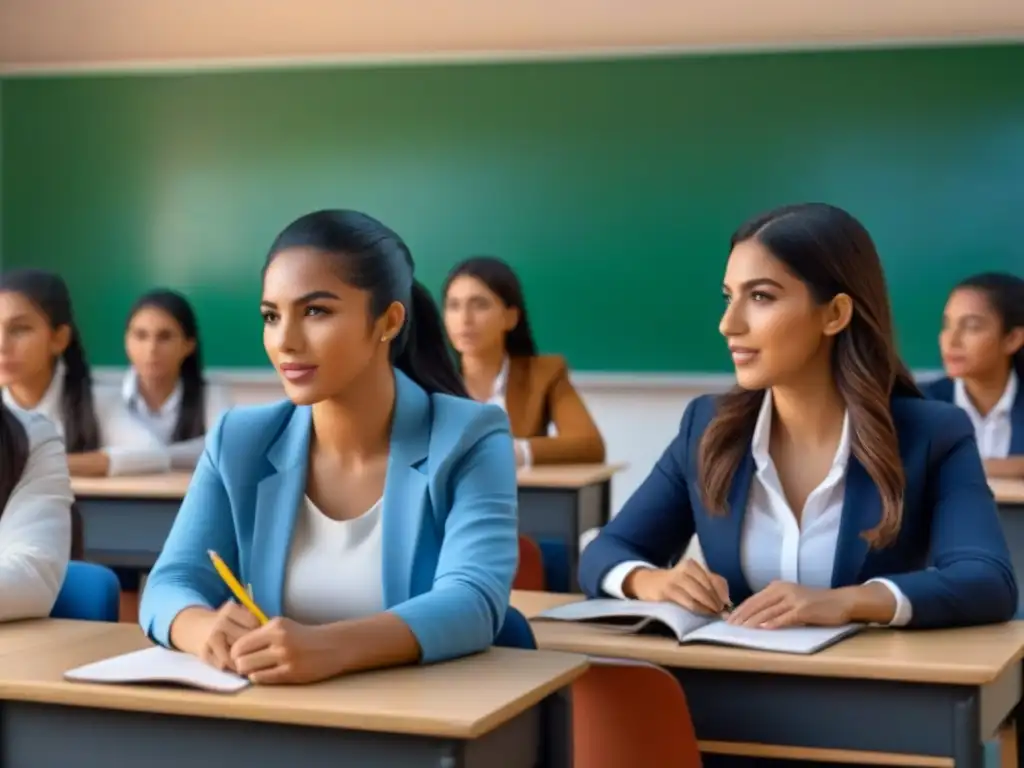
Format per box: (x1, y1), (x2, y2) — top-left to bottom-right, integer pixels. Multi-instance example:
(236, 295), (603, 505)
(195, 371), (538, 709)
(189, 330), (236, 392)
(517, 462), (628, 488)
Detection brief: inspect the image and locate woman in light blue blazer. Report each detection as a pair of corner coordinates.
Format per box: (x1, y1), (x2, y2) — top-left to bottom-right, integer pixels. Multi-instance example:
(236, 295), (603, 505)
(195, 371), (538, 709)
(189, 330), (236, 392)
(140, 210), (519, 685)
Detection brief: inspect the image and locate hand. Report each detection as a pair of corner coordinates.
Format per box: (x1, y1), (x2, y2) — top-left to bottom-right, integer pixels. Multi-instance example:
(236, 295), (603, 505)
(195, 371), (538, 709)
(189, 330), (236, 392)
(230, 616), (343, 685)
(66, 451), (111, 477)
(627, 559), (730, 615)
(177, 602), (262, 671)
(727, 582), (854, 629)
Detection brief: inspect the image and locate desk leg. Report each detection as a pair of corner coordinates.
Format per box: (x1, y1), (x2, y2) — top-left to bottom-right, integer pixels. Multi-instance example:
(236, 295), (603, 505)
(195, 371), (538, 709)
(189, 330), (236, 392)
(539, 688), (573, 768)
(953, 697), (984, 768)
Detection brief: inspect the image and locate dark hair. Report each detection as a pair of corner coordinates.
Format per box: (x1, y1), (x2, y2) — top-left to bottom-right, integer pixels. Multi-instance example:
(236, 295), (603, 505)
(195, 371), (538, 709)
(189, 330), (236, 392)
(442, 256), (538, 357)
(699, 203), (920, 549)
(0, 404), (29, 513)
(951, 272), (1024, 379)
(0, 269), (100, 452)
(127, 289), (207, 441)
(264, 209), (467, 397)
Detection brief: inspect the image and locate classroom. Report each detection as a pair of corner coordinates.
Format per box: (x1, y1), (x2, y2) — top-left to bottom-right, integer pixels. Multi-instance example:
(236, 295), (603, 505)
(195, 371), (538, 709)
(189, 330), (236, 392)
(0, 1), (1023, 766)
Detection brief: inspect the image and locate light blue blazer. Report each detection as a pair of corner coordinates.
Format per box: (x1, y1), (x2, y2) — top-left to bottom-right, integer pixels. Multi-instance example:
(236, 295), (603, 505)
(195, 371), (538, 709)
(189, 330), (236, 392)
(139, 371), (519, 665)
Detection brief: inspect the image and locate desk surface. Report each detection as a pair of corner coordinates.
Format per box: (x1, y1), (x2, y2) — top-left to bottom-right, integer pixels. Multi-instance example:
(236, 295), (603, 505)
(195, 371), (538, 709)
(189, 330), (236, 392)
(991, 477), (1024, 505)
(511, 590), (1024, 685)
(72, 463), (628, 499)
(0, 619), (120, 658)
(0, 622), (587, 739)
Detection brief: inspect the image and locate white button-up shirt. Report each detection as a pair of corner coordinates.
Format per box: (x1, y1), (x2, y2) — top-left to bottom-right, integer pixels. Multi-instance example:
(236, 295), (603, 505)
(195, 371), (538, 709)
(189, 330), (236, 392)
(953, 371), (1017, 459)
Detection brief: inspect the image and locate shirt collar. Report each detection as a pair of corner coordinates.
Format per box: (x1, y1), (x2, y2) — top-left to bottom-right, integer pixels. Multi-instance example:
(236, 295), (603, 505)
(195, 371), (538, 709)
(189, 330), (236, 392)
(953, 369), (1018, 420)
(750, 389), (852, 474)
(2, 358), (66, 418)
(123, 368), (183, 418)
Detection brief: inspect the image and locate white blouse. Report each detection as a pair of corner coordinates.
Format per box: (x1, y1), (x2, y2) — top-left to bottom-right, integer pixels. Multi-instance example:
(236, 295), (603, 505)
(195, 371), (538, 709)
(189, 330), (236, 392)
(0, 410), (73, 621)
(953, 370), (1017, 459)
(602, 390), (912, 626)
(282, 495), (384, 625)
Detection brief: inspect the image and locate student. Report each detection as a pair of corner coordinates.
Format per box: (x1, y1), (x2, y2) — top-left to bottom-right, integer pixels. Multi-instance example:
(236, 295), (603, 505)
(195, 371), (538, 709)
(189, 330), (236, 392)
(923, 273), (1024, 478)
(140, 210), (518, 684)
(120, 289), (232, 472)
(0, 269), (166, 476)
(580, 203), (1016, 630)
(0, 404), (73, 621)
(443, 256), (605, 465)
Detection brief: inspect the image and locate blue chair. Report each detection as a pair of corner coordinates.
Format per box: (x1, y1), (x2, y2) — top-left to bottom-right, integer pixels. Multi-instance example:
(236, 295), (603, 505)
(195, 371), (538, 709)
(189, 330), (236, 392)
(50, 561), (121, 622)
(494, 606), (536, 650)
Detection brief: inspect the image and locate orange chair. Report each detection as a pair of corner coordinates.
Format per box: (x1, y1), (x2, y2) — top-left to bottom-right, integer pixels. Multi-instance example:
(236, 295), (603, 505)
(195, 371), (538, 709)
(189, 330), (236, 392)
(573, 659), (702, 768)
(514, 535), (546, 591)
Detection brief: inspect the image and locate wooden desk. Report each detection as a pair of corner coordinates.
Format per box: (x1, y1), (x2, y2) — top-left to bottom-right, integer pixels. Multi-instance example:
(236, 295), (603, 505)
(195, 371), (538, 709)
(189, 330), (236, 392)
(991, 478), (1024, 615)
(512, 591), (1024, 768)
(0, 621), (586, 767)
(516, 463), (627, 592)
(74, 464), (627, 593)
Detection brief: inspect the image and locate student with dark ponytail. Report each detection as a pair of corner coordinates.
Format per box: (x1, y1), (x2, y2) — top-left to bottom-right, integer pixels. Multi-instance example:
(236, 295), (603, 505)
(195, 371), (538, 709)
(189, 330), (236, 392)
(141, 210), (518, 684)
(114, 289), (232, 473)
(924, 272), (1024, 478)
(0, 403), (73, 620)
(0, 269), (166, 476)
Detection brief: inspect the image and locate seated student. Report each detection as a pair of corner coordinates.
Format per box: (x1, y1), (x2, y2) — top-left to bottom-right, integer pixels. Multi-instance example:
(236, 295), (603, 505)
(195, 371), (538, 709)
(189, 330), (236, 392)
(580, 203), (1017, 629)
(923, 273), (1024, 479)
(140, 210), (518, 683)
(119, 289), (232, 472)
(442, 256), (605, 465)
(0, 269), (165, 476)
(0, 404), (73, 621)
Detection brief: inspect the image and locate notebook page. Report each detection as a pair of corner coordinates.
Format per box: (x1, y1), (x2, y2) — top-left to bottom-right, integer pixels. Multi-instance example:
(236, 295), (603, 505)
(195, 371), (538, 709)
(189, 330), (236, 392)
(64, 646), (250, 693)
(683, 621), (861, 654)
(536, 599), (712, 641)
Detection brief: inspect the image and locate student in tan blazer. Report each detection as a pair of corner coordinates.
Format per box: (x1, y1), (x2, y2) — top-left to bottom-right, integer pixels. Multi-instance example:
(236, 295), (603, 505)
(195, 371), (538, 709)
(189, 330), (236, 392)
(443, 256), (605, 466)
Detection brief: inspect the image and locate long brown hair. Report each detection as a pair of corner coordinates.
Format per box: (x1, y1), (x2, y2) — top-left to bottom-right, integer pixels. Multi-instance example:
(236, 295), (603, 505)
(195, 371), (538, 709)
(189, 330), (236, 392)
(698, 203), (921, 548)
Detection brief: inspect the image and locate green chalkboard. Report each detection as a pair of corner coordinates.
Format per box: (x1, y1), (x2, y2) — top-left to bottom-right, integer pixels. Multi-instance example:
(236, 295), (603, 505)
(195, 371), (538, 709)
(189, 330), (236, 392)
(2, 45), (1023, 372)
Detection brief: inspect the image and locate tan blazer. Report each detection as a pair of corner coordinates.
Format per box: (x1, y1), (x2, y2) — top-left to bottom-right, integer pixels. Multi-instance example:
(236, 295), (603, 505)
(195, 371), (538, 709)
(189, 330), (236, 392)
(505, 355), (605, 465)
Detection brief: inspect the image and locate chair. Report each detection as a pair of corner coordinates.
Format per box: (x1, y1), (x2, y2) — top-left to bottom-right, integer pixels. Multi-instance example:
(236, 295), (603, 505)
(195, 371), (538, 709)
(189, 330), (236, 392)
(572, 658), (701, 768)
(514, 535), (546, 591)
(494, 606), (537, 650)
(537, 538), (571, 592)
(50, 561), (121, 622)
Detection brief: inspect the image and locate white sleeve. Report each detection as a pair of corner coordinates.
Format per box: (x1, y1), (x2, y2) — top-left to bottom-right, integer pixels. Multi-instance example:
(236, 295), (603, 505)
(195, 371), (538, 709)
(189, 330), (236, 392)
(93, 387), (172, 476)
(0, 414), (72, 620)
(167, 383), (234, 471)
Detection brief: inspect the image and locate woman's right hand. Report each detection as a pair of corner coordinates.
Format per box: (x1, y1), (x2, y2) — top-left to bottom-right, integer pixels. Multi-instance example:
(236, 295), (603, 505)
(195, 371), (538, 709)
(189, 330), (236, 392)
(170, 602), (263, 671)
(624, 559), (731, 615)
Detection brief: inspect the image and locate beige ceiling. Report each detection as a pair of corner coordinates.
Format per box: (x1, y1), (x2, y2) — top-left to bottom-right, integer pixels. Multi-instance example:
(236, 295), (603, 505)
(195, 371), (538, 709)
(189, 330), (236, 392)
(1, 0), (1023, 73)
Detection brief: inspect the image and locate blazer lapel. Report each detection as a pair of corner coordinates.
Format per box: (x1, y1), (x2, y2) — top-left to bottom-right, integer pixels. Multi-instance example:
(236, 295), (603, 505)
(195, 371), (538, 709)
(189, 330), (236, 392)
(831, 457), (880, 588)
(381, 371), (431, 608)
(1010, 385), (1024, 455)
(503, 356), (530, 437)
(720, 451), (755, 603)
(251, 406), (311, 618)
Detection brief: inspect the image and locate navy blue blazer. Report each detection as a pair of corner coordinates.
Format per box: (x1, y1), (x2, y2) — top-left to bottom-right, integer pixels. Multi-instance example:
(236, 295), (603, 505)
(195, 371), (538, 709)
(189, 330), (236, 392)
(921, 377), (1024, 455)
(579, 394), (1017, 628)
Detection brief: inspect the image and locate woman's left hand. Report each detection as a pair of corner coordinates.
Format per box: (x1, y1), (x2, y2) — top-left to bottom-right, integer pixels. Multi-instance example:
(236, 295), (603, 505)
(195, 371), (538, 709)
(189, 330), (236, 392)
(230, 617), (343, 684)
(727, 582), (854, 629)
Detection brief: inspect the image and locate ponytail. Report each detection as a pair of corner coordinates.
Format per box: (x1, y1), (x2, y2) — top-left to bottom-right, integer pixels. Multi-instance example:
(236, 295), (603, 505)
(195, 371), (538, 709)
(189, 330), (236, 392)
(0, 404), (29, 514)
(60, 328), (100, 453)
(393, 282), (468, 397)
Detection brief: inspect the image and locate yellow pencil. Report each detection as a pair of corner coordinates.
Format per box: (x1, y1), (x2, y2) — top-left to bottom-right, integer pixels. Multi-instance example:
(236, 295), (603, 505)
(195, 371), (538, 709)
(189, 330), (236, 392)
(207, 550), (269, 625)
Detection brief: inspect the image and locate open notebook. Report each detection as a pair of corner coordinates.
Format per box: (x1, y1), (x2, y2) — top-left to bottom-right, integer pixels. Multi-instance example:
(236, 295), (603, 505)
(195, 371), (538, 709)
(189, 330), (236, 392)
(535, 599), (862, 655)
(64, 647), (250, 693)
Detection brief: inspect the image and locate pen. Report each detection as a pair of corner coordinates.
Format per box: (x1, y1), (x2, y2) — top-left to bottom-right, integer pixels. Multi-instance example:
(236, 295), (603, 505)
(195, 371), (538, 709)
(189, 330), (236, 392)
(207, 549), (269, 625)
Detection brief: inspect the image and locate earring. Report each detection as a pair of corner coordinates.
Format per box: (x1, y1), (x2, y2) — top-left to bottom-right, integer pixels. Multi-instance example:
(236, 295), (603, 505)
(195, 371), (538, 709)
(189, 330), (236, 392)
(381, 335), (389, 343)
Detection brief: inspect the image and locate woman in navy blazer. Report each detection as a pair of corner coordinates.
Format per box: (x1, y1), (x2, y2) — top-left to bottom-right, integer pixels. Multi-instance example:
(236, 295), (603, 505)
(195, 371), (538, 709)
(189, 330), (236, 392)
(140, 210), (519, 684)
(581, 203), (1017, 629)
(923, 272), (1024, 478)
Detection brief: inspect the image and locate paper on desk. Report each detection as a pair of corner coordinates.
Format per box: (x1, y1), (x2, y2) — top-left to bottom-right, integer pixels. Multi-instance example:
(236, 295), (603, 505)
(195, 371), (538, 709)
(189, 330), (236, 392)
(64, 646), (250, 693)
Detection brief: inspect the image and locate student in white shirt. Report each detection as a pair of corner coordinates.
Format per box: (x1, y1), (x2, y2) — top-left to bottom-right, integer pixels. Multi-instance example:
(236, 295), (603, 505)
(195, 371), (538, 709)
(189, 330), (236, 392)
(118, 289), (232, 472)
(581, 203), (1016, 631)
(442, 256), (604, 466)
(0, 403), (73, 621)
(923, 272), (1024, 478)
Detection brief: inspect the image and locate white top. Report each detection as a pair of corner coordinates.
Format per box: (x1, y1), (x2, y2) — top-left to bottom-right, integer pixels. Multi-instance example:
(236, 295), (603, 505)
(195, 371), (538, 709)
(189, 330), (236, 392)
(486, 355), (560, 467)
(0, 410), (72, 621)
(953, 370), (1017, 459)
(2, 363), (231, 476)
(602, 390), (912, 626)
(282, 495), (384, 625)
